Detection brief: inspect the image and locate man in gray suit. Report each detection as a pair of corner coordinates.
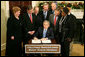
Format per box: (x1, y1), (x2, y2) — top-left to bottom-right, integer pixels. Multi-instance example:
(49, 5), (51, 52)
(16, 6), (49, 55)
(49, 8), (61, 43)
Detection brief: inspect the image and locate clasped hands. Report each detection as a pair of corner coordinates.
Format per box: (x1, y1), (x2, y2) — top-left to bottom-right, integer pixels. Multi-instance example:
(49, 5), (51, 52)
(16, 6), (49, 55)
(28, 31), (35, 35)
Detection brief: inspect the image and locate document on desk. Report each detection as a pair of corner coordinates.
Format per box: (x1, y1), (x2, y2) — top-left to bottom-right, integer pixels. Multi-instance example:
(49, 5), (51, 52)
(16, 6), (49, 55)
(42, 39), (51, 43)
(32, 39), (41, 43)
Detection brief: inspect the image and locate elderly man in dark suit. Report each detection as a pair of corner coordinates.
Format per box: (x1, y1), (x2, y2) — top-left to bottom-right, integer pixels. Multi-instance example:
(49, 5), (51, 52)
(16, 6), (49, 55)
(39, 3), (51, 23)
(33, 20), (54, 56)
(34, 6), (43, 30)
(50, 2), (57, 14)
(49, 8), (61, 43)
(34, 20), (54, 40)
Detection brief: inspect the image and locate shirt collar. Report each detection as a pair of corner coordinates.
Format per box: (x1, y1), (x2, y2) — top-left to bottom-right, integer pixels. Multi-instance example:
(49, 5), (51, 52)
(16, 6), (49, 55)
(44, 28), (48, 31)
(28, 13), (32, 17)
(43, 10), (47, 13)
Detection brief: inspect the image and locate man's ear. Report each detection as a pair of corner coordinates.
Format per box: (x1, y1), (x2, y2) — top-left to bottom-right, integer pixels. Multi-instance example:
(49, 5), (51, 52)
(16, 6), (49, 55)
(43, 6), (44, 9)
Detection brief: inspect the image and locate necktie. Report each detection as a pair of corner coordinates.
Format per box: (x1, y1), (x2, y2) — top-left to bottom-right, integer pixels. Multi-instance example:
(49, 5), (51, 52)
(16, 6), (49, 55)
(44, 11), (46, 19)
(54, 16), (56, 26)
(43, 29), (47, 38)
(30, 14), (33, 24)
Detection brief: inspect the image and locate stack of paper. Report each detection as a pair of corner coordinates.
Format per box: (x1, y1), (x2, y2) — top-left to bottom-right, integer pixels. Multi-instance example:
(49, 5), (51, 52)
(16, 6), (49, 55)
(32, 39), (41, 43)
(32, 39), (52, 43)
(42, 40), (51, 43)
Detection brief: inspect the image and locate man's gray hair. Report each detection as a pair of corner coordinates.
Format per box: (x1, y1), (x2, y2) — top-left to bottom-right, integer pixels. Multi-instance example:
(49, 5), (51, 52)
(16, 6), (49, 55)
(34, 6), (39, 10)
(43, 2), (49, 6)
(43, 20), (50, 25)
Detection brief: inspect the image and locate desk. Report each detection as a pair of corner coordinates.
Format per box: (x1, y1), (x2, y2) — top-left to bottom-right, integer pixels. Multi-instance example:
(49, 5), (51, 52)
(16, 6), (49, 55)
(28, 39), (57, 44)
(25, 39), (61, 56)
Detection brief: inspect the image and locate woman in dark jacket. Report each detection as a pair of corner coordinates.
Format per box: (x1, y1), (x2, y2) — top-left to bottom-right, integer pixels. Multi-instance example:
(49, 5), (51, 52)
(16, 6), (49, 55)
(6, 6), (23, 56)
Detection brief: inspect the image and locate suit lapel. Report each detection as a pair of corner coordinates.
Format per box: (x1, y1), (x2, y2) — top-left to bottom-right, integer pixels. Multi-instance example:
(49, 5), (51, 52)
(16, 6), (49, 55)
(42, 11), (45, 19)
(41, 28), (44, 37)
(27, 13), (34, 24)
(46, 28), (49, 37)
(26, 13), (30, 21)
(51, 14), (54, 25)
(56, 16), (60, 24)
(51, 14), (59, 25)
(46, 11), (49, 19)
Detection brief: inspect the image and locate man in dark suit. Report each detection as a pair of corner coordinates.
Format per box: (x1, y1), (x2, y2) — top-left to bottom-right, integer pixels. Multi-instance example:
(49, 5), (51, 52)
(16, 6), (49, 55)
(33, 20), (54, 56)
(22, 6), (37, 42)
(34, 20), (54, 40)
(39, 3), (51, 23)
(49, 8), (61, 43)
(34, 6), (43, 30)
(22, 6), (37, 56)
(59, 7), (75, 56)
(50, 2), (57, 14)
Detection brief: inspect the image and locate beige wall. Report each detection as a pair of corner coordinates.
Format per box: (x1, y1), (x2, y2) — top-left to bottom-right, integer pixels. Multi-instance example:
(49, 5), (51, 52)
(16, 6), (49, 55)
(32, 1), (40, 8)
(1, 1), (9, 51)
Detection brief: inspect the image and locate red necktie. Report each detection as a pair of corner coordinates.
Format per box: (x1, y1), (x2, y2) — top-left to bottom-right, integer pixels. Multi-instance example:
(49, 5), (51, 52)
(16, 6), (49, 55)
(30, 14), (33, 24)
(54, 16), (56, 26)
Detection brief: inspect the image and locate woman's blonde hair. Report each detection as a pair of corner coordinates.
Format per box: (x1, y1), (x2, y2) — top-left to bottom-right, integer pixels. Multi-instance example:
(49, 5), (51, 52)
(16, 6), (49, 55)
(12, 6), (21, 14)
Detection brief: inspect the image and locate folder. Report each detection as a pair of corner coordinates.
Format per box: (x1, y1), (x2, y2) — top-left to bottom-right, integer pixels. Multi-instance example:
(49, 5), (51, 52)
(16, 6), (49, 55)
(42, 39), (51, 43)
(32, 39), (41, 43)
